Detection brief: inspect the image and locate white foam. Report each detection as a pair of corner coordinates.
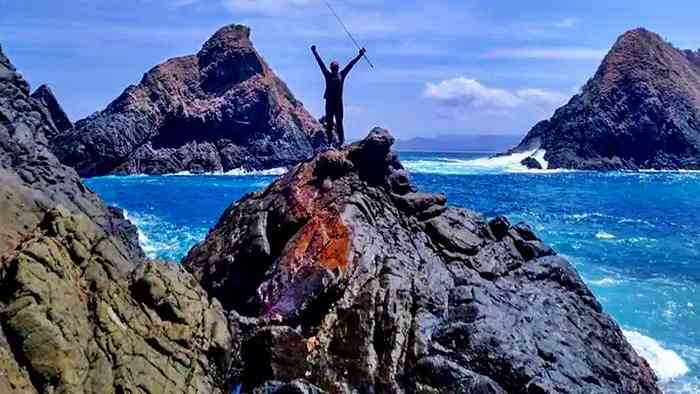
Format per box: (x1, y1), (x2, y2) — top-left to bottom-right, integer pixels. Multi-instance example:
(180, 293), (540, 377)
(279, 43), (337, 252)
(403, 149), (568, 175)
(589, 277), (623, 287)
(122, 210), (166, 259)
(595, 230), (616, 240)
(164, 167), (287, 177)
(623, 330), (690, 381)
(122, 210), (205, 260)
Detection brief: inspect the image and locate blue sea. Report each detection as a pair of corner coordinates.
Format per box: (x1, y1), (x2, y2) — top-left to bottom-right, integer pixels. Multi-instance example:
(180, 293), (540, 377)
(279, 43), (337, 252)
(85, 151), (700, 393)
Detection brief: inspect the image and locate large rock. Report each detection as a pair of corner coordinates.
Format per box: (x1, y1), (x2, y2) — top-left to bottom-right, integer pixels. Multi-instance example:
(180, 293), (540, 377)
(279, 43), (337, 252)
(0, 43), (233, 393)
(509, 28), (700, 170)
(51, 24), (326, 176)
(184, 128), (661, 393)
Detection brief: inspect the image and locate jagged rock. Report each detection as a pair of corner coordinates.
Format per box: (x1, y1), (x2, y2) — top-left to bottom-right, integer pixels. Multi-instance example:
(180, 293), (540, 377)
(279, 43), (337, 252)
(0, 44), (140, 261)
(508, 28), (700, 170)
(30, 84), (72, 135)
(520, 156), (543, 169)
(1, 43), (233, 393)
(184, 128), (661, 393)
(51, 25), (326, 176)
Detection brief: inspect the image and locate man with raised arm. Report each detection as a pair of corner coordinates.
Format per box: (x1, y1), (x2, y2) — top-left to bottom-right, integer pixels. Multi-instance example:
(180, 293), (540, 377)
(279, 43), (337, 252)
(311, 45), (366, 146)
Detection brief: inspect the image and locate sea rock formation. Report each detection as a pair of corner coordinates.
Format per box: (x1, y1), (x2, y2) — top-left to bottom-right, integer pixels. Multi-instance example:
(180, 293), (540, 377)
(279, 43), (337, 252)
(1, 44), (233, 393)
(30, 84), (72, 135)
(184, 127), (661, 393)
(511, 28), (700, 170)
(51, 24), (325, 177)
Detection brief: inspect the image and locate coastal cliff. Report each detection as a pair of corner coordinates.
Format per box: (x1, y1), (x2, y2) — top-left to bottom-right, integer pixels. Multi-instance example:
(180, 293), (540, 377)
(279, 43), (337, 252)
(51, 25), (326, 177)
(184, 127), (661, 393)
(511, 28), (700, 170)
(1, 43), (233, 394)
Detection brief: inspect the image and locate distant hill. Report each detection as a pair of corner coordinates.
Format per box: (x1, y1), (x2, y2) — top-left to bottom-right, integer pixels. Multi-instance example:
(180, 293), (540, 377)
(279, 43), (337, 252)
(395, 134), (523, 152)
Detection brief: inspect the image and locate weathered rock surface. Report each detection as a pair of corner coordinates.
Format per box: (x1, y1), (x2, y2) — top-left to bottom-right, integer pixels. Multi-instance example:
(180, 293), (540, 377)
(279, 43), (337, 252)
(51, 24), (326, 176)
(30, 84), (72, 135)
(1, 43), (233, 393)
(510, 28), (700, 170)
(185, 128), (662, 393)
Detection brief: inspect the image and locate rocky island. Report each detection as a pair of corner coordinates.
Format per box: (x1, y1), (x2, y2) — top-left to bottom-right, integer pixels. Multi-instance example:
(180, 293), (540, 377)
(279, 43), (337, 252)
(511, 28), (700, 170)
(1, 39), (661, 393)
(50, 25), (326, 177)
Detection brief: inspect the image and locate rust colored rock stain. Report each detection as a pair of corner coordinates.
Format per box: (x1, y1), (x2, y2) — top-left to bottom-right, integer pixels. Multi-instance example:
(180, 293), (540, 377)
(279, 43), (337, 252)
(288, 215), (350, 272)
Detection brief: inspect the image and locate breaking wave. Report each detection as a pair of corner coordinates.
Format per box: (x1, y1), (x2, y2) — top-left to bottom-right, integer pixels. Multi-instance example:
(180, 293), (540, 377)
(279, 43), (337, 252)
(122, 210), (206, 261)
(402, 149), (563, 175)
(165, 167), (287, 176)
(596, 230), (617, 240)
(623, 330), (690, 381)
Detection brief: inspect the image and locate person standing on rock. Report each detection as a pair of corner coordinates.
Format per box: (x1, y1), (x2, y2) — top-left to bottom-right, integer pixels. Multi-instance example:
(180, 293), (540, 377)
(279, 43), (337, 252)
(311, 45), (366, 146)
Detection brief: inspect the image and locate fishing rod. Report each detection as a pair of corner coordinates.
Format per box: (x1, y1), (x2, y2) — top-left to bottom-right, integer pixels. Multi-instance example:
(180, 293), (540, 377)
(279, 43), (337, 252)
(323, 0), (374, 68)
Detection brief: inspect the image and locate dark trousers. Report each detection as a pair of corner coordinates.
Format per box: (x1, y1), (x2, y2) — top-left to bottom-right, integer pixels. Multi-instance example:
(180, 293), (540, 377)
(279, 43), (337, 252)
(325, 100), (344, 145)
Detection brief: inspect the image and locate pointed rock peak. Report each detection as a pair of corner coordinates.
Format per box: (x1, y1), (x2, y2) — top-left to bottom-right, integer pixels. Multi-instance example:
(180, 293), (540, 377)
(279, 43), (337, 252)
(31, 84), (73, 133)
(32, 83), (54, 97)
(0, 43), (13, 70)
(200, 24), (253, 53)
(197, 24), (264, 90)
(607, 27), (668, 55)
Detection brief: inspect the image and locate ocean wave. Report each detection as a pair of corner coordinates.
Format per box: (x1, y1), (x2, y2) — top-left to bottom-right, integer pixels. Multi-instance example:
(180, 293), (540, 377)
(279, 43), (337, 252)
(623, 330), (690, 381)
(165, 167), (287, 177)
(589, 277), (624, 287)
(123, 210), (206, 261)
(404, 149), (569, 175)
(595, 230), (616, 240)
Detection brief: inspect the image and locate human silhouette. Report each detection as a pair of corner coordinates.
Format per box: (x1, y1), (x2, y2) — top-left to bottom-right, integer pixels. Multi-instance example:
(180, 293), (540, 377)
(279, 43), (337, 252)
(311, 45), (366, 146)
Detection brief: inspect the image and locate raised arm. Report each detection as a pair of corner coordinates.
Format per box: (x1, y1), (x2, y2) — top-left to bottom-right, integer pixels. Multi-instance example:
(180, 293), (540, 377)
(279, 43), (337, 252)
(341, 48), (366, 77)
(311, 45), (330, 76)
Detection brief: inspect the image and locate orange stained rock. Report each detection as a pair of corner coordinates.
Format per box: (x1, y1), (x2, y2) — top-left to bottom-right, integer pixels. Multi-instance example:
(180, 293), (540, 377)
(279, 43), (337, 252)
(287, 214), (351, 272)
(306, 336), (320, 352)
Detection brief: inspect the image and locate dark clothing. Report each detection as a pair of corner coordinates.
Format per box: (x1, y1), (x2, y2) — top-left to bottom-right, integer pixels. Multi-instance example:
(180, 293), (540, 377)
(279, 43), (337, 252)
(313, 48), (363, 145)
(325, 99), (344, 144)
(323, 72), (344, 102)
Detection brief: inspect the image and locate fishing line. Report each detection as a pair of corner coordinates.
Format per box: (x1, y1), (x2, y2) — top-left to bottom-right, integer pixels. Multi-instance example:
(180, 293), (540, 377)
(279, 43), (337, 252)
(323, 0), (374, 68)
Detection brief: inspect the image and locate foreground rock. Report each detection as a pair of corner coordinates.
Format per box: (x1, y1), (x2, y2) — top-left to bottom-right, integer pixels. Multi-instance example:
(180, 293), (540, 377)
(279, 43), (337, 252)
(1, 44), (233, 393)
(52, 24), (325, 176)
(185, 128), (661, 393)
(510, 28), (700, 170)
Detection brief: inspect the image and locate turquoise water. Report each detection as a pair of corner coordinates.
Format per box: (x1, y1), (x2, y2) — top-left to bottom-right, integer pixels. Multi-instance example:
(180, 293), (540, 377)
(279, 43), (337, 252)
(85, 151), (700, 393)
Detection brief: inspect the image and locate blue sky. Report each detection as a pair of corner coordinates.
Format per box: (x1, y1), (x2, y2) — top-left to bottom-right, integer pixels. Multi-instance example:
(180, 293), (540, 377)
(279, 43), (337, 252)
(1, 0), (699, 140)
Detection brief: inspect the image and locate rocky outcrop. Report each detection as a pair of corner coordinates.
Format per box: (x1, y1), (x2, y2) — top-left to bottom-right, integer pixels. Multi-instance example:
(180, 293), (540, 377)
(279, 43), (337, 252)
(30, 84), (72, 135)
(0, 45), (140, 261)
(184, 128), (661, 393)
(511, 28), (700, 170)
(52, 24), (326, 177)
(1, 44), (233, 393)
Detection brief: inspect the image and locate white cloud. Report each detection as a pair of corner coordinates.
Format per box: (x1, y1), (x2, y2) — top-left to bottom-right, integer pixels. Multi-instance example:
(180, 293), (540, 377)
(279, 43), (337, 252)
(483, 47), (606, 60)
(555, 17), (579, 28)
(424, 77), (569, 111)
(425, 77), (521, 109)
(222, 0), (314, 15)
